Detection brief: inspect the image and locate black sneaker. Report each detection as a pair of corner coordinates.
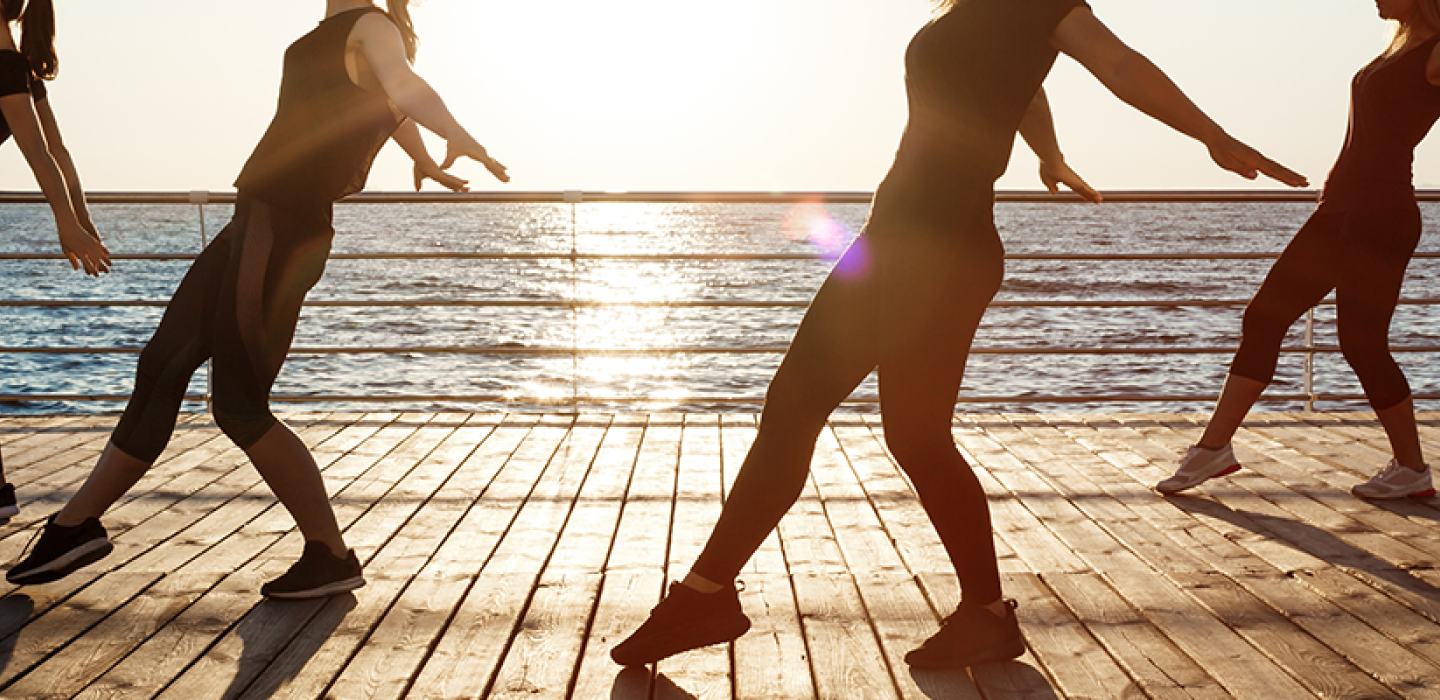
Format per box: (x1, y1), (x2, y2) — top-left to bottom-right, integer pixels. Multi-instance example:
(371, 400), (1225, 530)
(7, 515), (113, 585)
(260, 541), (365, 599)
(610, 581), (751, 666)
(0, 483), (18, 519)
(905, 598), (1026, 669)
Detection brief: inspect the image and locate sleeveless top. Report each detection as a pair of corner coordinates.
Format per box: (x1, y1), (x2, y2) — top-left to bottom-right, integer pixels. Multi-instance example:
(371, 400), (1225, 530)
(0, 50), (47, 146)
(234, 7), (403, 212)
(870, 0), (1089, 229)
(1321, 34), (1440, 211)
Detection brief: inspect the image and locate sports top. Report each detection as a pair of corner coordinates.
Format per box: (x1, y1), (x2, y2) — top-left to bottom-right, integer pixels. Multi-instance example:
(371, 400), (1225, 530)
(871, 0), (1089, 226)
(1322, 34), (1440, 211)
(0, 50), (47, 145)
(235, 7), (404, 211)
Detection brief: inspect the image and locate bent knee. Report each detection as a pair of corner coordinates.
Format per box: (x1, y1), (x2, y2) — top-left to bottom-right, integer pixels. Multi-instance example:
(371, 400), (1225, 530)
(213, 404), (277, 450)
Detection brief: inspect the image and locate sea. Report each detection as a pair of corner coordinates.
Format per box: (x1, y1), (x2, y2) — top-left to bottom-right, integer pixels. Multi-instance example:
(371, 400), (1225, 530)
(3, 199), (1439, 416)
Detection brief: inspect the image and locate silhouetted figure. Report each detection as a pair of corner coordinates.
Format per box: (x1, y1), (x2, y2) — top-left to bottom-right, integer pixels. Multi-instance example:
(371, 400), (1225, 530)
(7, 0), (506, 598)
(613, 0), (1305, 670)
(1160, 0), (1439, 499)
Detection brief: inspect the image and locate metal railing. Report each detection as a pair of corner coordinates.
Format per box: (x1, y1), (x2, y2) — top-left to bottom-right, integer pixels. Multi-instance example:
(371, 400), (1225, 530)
(2, 189), (1438, 410)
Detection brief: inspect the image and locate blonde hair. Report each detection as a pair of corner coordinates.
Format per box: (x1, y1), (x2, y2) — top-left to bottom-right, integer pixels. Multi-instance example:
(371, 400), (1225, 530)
(932, 0), (961, 15)
(1387, 0), (1440, 56)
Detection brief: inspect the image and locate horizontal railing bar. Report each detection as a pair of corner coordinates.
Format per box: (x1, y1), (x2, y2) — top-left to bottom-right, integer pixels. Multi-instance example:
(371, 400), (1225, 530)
(0, 189), (1361, 205)
(7, 345), (1440, 356)
(4, 251), (1440, 263)
(5, 298), (1440, 309)
(5, 392), (1433, 405)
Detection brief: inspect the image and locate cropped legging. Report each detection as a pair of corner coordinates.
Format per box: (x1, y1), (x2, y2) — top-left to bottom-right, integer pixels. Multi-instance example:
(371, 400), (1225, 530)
(1232, 204), (1421, 411)
(112, 195), (333, 462)
(691, 210), (1007, 604)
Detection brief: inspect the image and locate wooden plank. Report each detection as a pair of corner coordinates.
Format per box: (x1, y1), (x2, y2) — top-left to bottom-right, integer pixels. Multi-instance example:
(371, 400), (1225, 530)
(605, 414), (679, 573)
(792, 573), (896, 700)
(568, 570), (664, 699)
(733, 573), (815, 700)
(853, 573), (982, 700)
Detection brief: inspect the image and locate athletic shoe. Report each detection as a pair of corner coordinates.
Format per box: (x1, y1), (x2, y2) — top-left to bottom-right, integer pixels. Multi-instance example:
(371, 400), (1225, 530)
(610, 581), (751, 666)
(905, 598), (1026, 669)
(1351, 460), (1435, 499)
(6, 514), (113, 585)
(260, 541), (365, 599)
(1156, 443), (1241, 494)
(0, 483), (19, 519)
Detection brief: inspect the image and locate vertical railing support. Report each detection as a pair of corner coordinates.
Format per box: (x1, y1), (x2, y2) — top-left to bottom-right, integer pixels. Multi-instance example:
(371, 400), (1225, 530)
(189, 190), (212, 411)
(1303, 306), (1316, 412)
(564, 189), (583, 415)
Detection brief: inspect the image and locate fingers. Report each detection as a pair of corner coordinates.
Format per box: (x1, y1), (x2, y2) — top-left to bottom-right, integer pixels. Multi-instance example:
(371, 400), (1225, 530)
(484, 157), (510, 183)
(1258, 158), (1309, 188)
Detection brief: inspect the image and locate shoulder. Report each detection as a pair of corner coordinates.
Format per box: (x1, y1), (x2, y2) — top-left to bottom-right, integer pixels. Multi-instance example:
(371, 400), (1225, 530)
(352, 10), (401, 39)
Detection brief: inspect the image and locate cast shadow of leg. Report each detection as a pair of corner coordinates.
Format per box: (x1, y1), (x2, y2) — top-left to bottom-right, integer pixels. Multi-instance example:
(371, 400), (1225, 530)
(912, 660), (1060, 700)
(218, 592), (358, 699)
(0, 595), (34, 680)
(609, 667), (699, 700)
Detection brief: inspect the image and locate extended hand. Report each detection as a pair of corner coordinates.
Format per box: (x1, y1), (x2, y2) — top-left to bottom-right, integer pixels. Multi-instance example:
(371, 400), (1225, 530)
(1209, 135), (1308, 188)
(1040, 159), (1103, 203)
(414, 160), (469, 192)
(58, 222), (111, 276)
(442, 134), (509, 184)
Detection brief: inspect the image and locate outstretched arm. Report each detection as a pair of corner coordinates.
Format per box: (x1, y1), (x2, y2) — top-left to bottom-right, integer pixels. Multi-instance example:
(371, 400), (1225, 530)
(35, 97), (99, 238)
(1019, 86), (1101, 203)
(354, 14), (508, 183)
(0, 93), (110, 274)
(391, 118), (469, 191)
(1051, 7), (1307, 187)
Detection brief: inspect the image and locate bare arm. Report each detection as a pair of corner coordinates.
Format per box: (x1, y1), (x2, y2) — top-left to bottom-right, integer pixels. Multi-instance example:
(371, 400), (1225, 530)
(0, 92), (110, 274)
(34, 97), (98, 237)
(1018, 86), (1101, 202)
(391, 118), (469, 191)
(1051, 7), (1307, 187)
(355, 14), (508, 182)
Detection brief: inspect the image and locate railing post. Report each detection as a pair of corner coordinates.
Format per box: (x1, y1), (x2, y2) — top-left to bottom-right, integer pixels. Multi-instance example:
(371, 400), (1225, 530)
(564, 190), (583, 414)
(189, 190), (212, 411)
(1303, 306), (1316, 412)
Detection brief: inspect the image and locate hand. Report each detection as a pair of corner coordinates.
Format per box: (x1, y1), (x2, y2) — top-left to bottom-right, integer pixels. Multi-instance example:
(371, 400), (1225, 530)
(1207, 134), (1308, 188)
(57, 221), (111, 276)
(441, 133), (509, 183)
(1040, 158), (1103, 203)
(413, 160), (469, 192)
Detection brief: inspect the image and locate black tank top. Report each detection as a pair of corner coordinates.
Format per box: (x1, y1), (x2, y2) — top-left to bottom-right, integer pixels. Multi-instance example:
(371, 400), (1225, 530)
(0, 50), (47, 146)
(234, 7), (403, 211)
(1321, 35), (1440, 211)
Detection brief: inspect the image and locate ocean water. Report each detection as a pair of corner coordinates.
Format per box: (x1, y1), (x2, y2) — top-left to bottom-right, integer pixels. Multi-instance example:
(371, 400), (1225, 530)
(2, 199), (1439, 415)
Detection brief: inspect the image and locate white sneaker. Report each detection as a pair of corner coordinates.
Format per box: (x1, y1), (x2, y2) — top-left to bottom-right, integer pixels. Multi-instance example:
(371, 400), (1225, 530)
(1350, 460), (1434, 499)
(1157, 444), (1241, 494)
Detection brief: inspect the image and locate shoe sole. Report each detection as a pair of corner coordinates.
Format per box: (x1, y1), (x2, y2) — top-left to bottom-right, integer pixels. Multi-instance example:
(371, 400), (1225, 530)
(263, 575), (366, 600)
(611, 616), (751, 666)
(1157, 463), (1240, 495)
(907, 636), (1027, 670)
(1351, 487), (1436, 500)
(7, 538), (113, 585)
(0, 505), (19, 519)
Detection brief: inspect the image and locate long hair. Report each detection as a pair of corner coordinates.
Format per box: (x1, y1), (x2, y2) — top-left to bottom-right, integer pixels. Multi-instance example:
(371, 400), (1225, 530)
(931, 0), (961, 14)
(387, 0), (418, 63)
(1387, 0), (1440, 57)
(0, 0), (56, 79)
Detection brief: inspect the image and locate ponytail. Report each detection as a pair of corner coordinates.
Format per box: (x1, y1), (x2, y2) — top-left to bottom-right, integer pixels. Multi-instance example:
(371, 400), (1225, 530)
(1, 0), (56, 78)
(387, 0), (418, 63)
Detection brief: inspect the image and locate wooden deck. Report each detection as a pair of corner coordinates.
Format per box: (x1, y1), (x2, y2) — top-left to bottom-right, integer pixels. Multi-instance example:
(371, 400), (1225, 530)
(0, 412), (1438, 698)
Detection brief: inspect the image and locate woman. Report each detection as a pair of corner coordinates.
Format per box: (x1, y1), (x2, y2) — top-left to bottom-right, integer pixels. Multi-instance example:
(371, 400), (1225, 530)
(0, 0), (111, 519)
(1158, 0), (1438, 499)
(612, 0), (1306, 670)
(6, 0), (506, 598)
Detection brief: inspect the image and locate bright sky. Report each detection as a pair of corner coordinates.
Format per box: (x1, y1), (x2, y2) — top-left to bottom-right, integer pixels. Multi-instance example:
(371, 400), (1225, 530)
(0, 0), (1423, 193)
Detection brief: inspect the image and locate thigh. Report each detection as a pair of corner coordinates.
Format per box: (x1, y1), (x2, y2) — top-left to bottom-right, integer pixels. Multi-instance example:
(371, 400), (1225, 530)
(765, 234), (884, 416)
(1248, 210), (1346, 320)
(876, 225), (1005, 432)
(1334, 208), (1421, 334)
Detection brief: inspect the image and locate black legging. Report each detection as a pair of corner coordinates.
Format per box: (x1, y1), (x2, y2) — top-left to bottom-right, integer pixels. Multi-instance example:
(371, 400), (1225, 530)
(691, 212), (1006, 604)
(1232, 205), (1420, 411)
(111, 195), (332, 462)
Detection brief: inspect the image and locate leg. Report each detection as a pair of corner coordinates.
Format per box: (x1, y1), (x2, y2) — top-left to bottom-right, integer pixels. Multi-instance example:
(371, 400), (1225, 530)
(689, 235), (883, 584)
(1333, 208), (1424, 468)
